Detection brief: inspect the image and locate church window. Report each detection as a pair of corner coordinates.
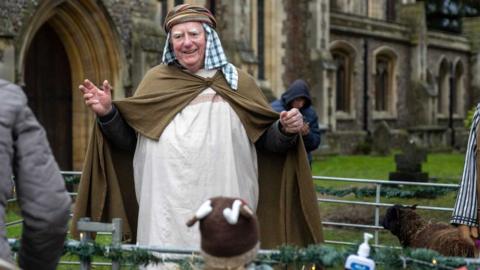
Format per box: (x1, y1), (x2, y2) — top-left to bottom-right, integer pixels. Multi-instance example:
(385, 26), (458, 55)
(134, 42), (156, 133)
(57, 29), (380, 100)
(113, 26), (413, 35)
(454, 61), (465, 116)
(372, 47), (397, 118)
(374, 56), (390, 112)
(386, 0), (396, 22)
(155, 0), (168, 26)
(332, 50), (352, 113)
(437, 59), (449, 116)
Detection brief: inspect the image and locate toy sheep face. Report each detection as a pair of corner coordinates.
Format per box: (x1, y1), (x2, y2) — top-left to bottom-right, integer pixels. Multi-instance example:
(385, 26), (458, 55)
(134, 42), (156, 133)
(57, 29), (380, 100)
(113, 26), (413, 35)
(186, 196), (259, 259)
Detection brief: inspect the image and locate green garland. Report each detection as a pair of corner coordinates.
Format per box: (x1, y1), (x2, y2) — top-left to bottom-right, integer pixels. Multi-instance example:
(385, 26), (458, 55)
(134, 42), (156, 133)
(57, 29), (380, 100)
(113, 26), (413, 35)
(9, 239), (480, 269)
(315, 185), (456, 199)
(63, 175), (456, 199)
(373, 247), (469, 270)
(67, 175), (456, 199)
(63, 240), (161, 266)
(63, 175), (80, 185)
(257, 245), (347, 267)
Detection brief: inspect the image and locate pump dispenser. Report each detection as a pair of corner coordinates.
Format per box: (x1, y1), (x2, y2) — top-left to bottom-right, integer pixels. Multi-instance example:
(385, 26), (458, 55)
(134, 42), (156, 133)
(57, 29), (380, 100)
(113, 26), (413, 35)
(344, 233), (375, 270)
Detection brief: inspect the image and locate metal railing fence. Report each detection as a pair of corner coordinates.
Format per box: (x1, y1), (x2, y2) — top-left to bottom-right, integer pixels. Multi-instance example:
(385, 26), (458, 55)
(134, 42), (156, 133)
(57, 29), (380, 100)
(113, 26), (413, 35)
(4, 172), (461, 267)
(313, 175), (459, 247)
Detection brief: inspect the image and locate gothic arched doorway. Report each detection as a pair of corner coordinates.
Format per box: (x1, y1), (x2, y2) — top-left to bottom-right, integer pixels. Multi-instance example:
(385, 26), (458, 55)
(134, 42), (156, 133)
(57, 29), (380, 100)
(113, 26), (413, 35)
(18, 0), (125, 170)
(24, 23), (72, 170)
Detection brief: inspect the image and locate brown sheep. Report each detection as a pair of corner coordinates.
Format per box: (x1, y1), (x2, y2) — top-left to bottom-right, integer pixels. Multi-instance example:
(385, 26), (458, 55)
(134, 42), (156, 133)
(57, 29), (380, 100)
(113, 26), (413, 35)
(381, 204), (477, 257)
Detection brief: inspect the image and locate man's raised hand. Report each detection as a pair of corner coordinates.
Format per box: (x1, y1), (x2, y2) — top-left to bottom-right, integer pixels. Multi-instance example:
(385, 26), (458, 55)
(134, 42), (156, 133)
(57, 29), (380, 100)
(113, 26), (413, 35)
(79, 79), (113, 116)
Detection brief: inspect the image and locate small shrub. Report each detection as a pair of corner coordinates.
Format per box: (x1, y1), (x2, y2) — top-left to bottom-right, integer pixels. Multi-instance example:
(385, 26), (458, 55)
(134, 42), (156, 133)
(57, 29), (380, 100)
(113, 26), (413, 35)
(464, 106), (476, 130)
(354, 137), (372, 155)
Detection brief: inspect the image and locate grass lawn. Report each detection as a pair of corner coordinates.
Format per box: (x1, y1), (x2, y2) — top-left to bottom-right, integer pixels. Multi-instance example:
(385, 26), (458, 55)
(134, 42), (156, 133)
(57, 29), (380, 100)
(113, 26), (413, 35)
(311, 151), (465, 249)
(5, 201), (114, 269)
(312, 152), (465, 183)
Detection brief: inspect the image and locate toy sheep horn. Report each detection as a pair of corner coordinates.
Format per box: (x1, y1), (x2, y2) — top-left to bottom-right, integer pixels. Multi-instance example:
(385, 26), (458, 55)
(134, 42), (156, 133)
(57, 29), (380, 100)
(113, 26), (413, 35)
(186, 199), (213, 227)
(223, 199), (242, 224)
(240, 203), (254, 218)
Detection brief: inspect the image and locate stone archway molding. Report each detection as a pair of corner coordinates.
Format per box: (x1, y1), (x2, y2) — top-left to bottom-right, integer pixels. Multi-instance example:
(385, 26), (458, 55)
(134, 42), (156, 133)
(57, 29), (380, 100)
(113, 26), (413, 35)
(17, 0), (127, 170)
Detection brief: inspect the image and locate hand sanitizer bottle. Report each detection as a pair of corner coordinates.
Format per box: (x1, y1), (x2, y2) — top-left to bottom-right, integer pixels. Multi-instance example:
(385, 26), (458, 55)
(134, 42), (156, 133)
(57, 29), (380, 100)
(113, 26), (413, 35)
(344, 233), (375, 270)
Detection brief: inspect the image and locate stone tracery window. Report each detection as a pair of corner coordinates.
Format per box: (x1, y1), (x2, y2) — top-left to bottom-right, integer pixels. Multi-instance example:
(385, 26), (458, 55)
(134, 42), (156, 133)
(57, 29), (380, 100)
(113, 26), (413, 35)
(330, 41), (357, 118)
(332, 50), (351, 113)
(155, 0), (167, 26)
(454, 60), (465, 116)
(374, 56), (389, 111)
(386, 0), (396, 22)
(372, 48), (397, 117)
(436, 59), (465, 118)
(437, 59), (449, 116)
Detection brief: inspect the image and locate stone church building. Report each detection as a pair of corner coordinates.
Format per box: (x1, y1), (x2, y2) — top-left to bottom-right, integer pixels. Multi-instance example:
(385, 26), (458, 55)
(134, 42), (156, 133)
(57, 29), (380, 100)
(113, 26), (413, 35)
(0, 0), (479, 170)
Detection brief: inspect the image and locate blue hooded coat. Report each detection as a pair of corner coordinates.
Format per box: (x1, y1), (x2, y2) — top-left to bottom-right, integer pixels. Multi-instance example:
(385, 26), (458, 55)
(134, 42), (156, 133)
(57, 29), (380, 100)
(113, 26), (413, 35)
(271, 79), (321, 163)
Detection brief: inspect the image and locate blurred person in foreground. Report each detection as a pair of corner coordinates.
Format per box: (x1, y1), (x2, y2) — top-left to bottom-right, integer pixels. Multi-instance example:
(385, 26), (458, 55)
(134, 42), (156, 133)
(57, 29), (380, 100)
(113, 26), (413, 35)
(71, 4), (323, 267)
(451, 103), (480, 252)
(271, 79), (321, 165)
(0, 79), (71, 270)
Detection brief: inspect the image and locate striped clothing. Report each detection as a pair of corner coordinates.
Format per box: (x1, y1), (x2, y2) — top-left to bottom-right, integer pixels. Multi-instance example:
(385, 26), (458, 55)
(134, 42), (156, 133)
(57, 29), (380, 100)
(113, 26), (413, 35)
(451, 103), (480, 226)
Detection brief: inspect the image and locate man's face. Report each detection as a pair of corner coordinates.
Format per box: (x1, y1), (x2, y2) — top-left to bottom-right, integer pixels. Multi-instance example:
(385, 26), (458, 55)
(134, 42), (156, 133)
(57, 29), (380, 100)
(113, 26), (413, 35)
(291, 97), (307, 109)
(170, 22), (206, 73)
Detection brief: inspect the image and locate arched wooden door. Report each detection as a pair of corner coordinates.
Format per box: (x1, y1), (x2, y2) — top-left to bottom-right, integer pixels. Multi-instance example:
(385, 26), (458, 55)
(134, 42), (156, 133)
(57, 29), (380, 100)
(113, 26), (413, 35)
(24, 23), (72, 170)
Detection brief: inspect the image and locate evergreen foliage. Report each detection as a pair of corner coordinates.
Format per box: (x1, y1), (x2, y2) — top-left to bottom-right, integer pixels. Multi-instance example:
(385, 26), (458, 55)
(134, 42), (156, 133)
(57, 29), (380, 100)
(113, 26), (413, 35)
(422, 0), (480, 33)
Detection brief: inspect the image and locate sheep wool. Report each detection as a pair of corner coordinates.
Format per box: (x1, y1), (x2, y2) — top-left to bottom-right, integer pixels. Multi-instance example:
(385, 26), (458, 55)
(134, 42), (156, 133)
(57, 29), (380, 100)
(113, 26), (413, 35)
(382, 204), (477, 258)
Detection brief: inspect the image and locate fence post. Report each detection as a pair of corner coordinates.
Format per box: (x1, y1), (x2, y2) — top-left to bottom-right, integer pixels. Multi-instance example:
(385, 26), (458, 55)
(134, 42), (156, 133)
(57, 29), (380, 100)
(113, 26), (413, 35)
(77, 217), (124, 269)
(374, 184), (381, 246)
(111, 218), (123, 270)
(79, 217), (92, 270)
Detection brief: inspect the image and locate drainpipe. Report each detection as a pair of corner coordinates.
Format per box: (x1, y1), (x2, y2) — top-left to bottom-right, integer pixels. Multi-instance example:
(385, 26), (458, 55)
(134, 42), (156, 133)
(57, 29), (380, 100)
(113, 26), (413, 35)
(257, 0), (265, 80)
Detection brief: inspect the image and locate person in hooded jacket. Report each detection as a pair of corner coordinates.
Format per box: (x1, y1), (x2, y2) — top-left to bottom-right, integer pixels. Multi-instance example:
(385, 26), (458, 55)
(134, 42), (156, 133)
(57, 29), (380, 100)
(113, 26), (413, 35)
(271, 79), (321, 165)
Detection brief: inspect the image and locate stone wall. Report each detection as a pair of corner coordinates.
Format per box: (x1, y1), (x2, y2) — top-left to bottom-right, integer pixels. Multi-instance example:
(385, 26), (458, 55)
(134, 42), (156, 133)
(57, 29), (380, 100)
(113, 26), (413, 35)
(328, 33), (412, 131)
(282, 0), (311, 86)
(0, 1), (34, 36)
(327, 5), (475, 153)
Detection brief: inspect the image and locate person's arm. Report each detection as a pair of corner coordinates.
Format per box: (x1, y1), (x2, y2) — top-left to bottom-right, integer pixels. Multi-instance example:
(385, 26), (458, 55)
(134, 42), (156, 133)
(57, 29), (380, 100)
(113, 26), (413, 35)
(256, 108), (304, 152)
(451, 105), (480, 241)
(256, 120), (298, 152)
(97, 105), (137, 151)
(78, 79), (137, 150)
(12, 91), (71, 270)
(302, 110), (321, 152)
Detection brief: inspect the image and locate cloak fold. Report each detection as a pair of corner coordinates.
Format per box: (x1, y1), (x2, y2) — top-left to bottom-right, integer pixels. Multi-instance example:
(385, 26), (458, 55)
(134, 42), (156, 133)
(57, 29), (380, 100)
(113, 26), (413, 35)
(71, 64), (323, 248)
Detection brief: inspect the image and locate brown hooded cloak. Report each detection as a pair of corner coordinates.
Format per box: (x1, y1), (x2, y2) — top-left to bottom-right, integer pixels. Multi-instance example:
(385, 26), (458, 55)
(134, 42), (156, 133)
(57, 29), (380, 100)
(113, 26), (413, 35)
(71, 64), (323, 248)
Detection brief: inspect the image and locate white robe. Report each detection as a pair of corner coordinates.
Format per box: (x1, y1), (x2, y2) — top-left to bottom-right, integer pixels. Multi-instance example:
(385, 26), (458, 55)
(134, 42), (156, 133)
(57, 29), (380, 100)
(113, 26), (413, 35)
(133, 69), (258, 266)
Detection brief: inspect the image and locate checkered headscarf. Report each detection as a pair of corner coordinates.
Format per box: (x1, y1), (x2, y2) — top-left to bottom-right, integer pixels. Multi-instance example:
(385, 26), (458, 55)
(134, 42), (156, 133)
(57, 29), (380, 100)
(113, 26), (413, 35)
(161, 24), (239, 90)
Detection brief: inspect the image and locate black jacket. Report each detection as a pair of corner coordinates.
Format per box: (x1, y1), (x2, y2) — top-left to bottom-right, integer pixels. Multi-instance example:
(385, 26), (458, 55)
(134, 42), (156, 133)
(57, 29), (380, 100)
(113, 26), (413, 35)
(271, 79), (321, 163)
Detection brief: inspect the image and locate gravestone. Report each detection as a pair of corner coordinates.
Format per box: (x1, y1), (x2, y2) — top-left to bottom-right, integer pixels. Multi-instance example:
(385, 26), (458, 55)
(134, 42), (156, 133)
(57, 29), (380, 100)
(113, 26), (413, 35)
(372, 121), (391, 156)
(389, 138), (429, 182)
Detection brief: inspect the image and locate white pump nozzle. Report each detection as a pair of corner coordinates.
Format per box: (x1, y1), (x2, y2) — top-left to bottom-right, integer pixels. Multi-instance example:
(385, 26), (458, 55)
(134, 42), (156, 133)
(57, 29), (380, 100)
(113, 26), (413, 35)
(357, 233), (373, 258)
